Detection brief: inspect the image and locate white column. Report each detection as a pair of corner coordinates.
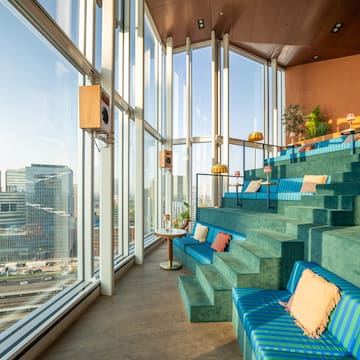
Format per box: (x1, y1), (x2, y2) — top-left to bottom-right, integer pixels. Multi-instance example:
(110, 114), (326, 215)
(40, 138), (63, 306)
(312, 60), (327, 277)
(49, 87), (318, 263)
(211, 31), (219, 206)
(223, 33), (229, 173)
(134, 0), (144, 264)
(122, 0), (130, 257)
(271, 58), (278, 146)
(99, 0), (115, 295)
(185, 37), (192, 218)
(165, 37), (173, 217)
(78, 0), (96, 281)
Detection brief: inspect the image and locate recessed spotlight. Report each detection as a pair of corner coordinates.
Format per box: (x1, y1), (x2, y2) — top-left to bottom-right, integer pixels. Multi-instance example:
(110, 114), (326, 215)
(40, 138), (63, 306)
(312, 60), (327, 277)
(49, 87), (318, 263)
(331, 22), (343, 33)
(312, 55), (319, 61)
(197, 18), (205, 29)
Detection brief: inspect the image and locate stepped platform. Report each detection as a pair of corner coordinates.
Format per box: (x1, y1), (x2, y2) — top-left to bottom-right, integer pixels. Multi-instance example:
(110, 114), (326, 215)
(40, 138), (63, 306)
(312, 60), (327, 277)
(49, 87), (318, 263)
(179, 143), (360, 322)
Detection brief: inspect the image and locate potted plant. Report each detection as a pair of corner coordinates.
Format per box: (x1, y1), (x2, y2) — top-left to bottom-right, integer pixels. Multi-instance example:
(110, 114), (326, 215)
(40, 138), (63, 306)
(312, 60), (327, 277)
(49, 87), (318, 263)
(305, 105), (329, 139)
(283, 104), (306, 143)
(173, 202), (190, 230)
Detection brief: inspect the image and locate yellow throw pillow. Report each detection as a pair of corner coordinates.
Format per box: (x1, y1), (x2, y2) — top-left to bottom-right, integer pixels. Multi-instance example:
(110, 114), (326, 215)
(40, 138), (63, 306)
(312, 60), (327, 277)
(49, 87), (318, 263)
(300, 175), (328, 193)
(193, 223), (208, 243)
(244, 179), (262, 193)
(287, 268), (341, 338)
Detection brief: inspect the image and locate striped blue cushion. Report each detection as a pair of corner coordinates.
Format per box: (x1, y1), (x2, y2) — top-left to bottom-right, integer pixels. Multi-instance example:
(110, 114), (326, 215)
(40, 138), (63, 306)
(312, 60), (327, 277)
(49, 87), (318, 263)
(233, 287), (352, 359)
(261, 349), (354, 359)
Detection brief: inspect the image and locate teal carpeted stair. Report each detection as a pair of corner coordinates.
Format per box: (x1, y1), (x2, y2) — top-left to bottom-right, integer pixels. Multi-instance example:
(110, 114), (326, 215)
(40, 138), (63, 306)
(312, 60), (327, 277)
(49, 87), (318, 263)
(178, 147), (360, 322)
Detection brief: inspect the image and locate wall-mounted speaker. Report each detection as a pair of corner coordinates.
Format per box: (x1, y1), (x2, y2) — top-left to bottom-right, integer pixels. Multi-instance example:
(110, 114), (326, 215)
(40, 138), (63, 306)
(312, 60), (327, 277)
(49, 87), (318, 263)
(79, 84), (111, 135)
(160, 150), (172, 168)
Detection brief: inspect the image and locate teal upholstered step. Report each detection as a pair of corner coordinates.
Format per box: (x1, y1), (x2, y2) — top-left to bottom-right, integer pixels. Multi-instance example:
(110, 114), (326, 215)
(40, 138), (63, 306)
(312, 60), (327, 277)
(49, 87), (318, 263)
(284, 205), (354, 225)
(307, 226), (360, 288)
(244, 229), (301, 255)
(195, 265), (232, 315)
(317, 181), (360, 195)
(331, 168), (360, 182)
(178, 275), (231, 322)
(299, 194), (353, 210)
(213, 252), (281, 289)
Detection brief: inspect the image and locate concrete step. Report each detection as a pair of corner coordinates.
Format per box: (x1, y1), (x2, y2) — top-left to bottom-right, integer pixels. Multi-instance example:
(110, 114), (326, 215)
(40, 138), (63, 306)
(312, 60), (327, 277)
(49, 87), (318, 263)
(178, 275), (231, 322)
(331, 169), (360, 183)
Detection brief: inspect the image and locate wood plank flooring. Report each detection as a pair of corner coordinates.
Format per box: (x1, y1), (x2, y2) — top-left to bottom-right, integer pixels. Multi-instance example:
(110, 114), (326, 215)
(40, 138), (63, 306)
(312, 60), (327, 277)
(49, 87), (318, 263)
(39, 242), (243, 360)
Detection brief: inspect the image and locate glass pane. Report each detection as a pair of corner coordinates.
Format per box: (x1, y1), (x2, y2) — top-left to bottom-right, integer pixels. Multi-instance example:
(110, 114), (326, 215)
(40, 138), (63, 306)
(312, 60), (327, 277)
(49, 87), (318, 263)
(192, 143), (212, 214)
(114, 108), (121, 257)
(192, 47), (212, 137)
(172, 145), (188, 226)
(95, 3), (102, 70)
(0, 3), (78, 331)
(114, 0), (123, 95)
(129, 121), (135, 250)
(38, 0), (80, 47)
(144, 133), (157, 235)
(144, 17), (157, 129)
(93, 143), (100, 271)
(173, 52), (186, 139)
(129, 0), (135, 107)
(229, 51), (265, 140)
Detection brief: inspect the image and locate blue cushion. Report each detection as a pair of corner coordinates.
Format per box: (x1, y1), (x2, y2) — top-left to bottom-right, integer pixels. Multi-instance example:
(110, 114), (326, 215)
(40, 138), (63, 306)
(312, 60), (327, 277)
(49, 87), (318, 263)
(173, 235), (201, 252)
(185, 243), (216, 264)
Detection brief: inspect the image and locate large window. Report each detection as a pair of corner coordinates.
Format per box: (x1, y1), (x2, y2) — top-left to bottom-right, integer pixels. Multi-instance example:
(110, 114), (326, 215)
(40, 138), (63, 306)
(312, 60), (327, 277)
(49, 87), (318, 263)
(38, 0), (80, 48)
(144, 133), (158, 235)
(0, 2), (79, 331)
(144, 17), (158, 129)
(192, 46), (212, 137)
(173, 52), (186, 139)
(229, 50), (265, 140)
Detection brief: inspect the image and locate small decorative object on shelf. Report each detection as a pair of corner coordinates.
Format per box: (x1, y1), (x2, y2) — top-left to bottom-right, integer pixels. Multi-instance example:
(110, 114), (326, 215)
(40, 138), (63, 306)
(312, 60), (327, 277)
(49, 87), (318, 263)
(234, 170), (241, 177)
(163, 214), (171, 231)
(346, 113), (355, 130)
(264, 165), (272, 182)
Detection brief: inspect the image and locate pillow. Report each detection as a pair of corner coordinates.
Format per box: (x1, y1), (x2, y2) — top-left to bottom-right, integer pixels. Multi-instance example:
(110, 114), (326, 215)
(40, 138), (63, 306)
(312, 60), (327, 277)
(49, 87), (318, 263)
(298, 144), (315, 153)
(211, 232), (232, 252)
(193, 223), (208, 242)
(300, 175), (328, 193)
(286, 269), (341, 338)
(244, 179), (262, 193)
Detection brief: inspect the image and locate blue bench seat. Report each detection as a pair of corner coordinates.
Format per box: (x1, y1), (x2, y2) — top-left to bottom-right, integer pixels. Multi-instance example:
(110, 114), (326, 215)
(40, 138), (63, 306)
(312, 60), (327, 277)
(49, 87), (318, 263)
(232, 261), (360, 360)
(173, 221), (246, 272)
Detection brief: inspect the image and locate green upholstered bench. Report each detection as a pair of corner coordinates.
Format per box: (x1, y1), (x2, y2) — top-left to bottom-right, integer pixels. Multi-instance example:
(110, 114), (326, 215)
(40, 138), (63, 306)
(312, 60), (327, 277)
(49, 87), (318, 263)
(232, 261), (360, 360)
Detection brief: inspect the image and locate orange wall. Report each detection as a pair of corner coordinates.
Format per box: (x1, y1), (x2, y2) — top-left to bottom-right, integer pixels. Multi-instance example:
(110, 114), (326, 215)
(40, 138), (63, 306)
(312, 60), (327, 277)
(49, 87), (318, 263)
(285, 54), (360, 133)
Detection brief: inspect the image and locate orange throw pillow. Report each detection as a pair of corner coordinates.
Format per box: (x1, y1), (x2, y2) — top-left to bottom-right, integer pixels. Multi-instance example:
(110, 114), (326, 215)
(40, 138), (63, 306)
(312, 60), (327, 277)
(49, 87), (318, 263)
(286, 269), (341, 338)
(300, 175), (328, 193)
(211, 232), (232, 252)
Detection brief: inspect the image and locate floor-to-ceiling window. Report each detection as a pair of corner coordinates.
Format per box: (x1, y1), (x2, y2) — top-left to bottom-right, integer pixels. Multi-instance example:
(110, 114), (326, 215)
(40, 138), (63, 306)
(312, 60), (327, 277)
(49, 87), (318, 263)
(0, 1), (79, 332)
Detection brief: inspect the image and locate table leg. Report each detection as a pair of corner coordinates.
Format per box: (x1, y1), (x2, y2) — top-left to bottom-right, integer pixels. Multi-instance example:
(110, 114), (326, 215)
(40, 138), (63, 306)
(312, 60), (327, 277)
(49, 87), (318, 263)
(168, 238), (173, 269)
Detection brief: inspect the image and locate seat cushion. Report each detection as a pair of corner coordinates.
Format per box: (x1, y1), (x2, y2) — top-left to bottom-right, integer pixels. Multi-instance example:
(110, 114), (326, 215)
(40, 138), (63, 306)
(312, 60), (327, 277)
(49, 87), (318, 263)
(185, 243), (215, 264)
(234, 289), (351, 359)
(173, 235), (202, 252)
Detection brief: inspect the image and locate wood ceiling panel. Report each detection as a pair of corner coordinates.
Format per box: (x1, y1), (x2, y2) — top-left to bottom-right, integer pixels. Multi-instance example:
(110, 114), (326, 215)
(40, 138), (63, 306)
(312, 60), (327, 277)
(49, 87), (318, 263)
(146, 0), (360, 67)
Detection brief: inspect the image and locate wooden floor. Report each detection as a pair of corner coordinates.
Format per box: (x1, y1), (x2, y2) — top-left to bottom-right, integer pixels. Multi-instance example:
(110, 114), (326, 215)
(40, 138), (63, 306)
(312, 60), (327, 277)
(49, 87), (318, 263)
(39, 242), (243, 360)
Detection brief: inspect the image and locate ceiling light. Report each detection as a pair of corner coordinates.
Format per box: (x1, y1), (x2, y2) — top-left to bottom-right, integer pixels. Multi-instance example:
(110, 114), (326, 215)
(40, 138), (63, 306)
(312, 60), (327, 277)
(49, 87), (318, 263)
(197, 19), (205, 29)
(331, 22), (343, 33)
